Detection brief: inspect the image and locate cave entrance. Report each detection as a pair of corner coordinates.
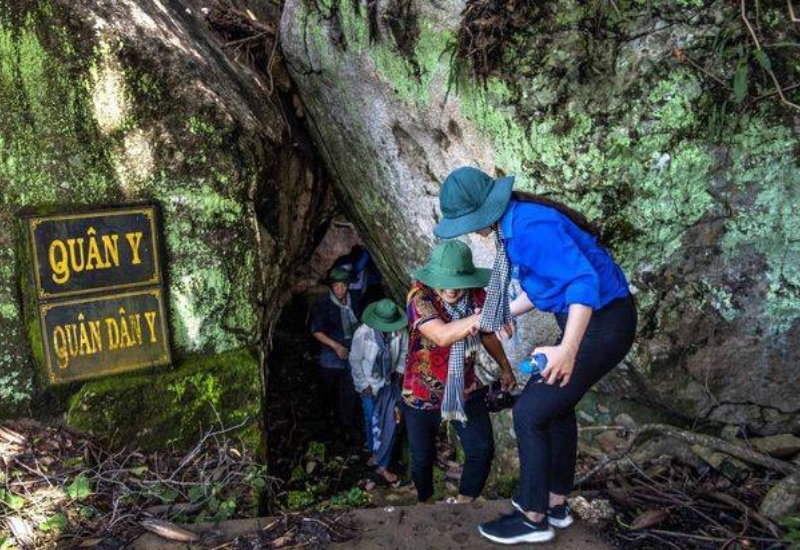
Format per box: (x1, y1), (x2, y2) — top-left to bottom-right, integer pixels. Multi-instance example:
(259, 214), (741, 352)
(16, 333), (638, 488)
(265, 216), (412, 510)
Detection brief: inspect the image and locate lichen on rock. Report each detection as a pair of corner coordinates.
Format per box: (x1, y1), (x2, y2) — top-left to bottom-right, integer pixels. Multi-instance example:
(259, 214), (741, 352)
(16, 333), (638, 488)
(281, 0), (800, 435)
(0, 0), (329, 450)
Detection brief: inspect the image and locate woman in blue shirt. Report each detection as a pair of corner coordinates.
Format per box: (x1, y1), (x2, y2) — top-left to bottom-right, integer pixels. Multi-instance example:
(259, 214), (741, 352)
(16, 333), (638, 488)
(434, 166), (637, 545)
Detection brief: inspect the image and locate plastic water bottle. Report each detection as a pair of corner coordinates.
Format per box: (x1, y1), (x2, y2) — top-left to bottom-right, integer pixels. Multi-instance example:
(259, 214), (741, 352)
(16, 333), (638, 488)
(518, 353), (548, 376)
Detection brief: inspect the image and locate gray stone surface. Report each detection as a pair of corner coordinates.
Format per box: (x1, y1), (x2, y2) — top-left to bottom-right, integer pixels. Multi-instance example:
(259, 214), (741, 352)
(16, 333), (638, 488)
(281, 0), (800, 436)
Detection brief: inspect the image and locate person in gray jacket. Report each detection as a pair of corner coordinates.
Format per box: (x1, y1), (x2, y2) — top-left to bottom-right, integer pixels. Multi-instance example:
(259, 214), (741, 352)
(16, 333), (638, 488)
(349, 299), (408, 484)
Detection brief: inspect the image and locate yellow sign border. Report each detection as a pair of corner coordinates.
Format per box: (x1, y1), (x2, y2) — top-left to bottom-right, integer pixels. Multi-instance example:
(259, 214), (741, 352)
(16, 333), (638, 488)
(29, 207), (162, 300)
(39, 287), (172, 384)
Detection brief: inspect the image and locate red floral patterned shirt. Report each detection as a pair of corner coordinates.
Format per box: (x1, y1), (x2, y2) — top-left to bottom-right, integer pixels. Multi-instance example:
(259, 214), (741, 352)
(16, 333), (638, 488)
(402, 283), (486, 410)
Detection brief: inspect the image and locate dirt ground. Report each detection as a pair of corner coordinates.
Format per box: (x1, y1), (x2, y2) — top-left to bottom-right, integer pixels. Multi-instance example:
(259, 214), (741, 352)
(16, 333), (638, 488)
(132, 500), (611, 549)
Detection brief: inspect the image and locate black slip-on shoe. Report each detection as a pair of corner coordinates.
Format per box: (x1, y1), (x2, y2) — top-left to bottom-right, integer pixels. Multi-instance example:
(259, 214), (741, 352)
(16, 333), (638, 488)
(478, 511), (555, 544)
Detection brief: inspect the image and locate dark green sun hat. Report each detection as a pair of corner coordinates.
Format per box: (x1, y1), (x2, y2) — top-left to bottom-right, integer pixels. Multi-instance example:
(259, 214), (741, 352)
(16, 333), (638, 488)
(413, 240), (491, 290)
(433, 166), (515, 239)
(362, 299), (408, 332)
(326, 267), (352, 284)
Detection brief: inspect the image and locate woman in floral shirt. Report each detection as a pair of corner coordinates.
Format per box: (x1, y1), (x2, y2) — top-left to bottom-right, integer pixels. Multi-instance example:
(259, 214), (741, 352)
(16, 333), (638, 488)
(403, 240), (516, 504)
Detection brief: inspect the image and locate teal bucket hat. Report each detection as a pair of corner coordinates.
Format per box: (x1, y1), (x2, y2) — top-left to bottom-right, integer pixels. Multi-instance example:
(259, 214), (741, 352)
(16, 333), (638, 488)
(433, 166), (515, 239)
(362, 299), (408, 332)
(413, 240), (491, 290)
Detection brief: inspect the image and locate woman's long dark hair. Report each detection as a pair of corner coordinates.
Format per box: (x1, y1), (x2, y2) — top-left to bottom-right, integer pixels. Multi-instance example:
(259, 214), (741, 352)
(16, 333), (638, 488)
(510, 191), (603, 244)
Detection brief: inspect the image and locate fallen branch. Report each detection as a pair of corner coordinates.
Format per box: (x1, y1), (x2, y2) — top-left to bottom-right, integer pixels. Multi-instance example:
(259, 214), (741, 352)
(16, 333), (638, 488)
(704, 490), (780, 538)
(626, 423), (800, 476)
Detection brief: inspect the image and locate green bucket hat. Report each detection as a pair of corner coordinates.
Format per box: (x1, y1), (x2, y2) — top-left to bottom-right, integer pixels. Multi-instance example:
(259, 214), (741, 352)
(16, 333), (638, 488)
(413, 240), (491, 289)
(326, 267), (352, 284)
(433, 166), (515, 239)
(362, 299), (408, 332)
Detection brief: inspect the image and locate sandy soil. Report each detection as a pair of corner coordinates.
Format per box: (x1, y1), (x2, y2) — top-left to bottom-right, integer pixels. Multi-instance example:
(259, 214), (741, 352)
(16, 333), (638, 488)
(132, 500), (611, 550)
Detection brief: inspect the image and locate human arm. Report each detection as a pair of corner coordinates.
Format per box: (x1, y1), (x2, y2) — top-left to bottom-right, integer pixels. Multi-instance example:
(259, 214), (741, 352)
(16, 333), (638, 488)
(538, 303), (592, 387)
(394, 331), (408, 375)
(511, 214), (602, 311)
(312, 331), (349, 360)
(510, 291), (534, 317)
(480, 332), (517, 391)
(494, 291), (535, 341)
(309, 300), (350, 360)
(348, 329), (372, 393)
(418, 314), (480, 348)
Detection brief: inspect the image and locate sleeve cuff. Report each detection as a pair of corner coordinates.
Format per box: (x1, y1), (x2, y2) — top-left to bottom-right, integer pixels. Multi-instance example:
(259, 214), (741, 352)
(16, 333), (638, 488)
(564, 282), (600, 309)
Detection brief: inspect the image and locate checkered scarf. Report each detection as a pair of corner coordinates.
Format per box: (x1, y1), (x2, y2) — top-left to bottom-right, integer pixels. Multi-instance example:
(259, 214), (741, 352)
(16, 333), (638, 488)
(478, 227), (513, 332)
(441, 295), (481, 424)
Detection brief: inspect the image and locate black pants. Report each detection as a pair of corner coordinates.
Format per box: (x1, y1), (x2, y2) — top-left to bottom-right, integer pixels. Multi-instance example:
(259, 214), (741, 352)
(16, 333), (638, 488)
(320, 367), (358, 440)
(402, 393), (494, 502)
(513, 295), (637, 513)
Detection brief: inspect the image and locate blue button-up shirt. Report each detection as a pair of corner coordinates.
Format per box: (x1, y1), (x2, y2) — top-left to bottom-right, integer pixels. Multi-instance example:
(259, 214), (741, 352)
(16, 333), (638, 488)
(499, 200), (629, 313)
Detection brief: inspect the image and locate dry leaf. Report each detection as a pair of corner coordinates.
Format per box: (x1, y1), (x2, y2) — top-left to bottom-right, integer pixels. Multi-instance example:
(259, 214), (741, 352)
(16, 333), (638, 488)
(272, 529), (294, 548)
(6, 516), (35, 548)
(0, 426), (27, 445)
(78, 538), (105, 547)
(140, 519), (200, 542)
(630, 508), (669, 530)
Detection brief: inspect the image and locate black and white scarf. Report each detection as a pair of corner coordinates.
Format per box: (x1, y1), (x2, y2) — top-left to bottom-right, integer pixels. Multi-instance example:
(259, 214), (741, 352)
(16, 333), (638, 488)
(442, 295), (481, 423)
(478, 227), (513, 332)
(329, 291), (358, 340)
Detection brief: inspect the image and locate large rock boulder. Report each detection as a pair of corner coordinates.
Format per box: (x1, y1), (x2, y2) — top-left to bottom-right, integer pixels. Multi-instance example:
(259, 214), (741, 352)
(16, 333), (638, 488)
(0, 0), (329, 447)
(281, 0), (800, 434)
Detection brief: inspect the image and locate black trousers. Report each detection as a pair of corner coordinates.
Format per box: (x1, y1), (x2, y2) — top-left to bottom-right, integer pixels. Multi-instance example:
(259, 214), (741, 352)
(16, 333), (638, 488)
(513, 295), (637, 513)
(319, 367), (358, 439)
(402, 393), (494, 502)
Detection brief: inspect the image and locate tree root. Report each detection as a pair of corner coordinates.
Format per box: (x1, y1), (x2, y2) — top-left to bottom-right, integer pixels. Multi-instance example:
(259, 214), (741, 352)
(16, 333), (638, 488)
(577, 422), (800, 487)
(628, 423), (800, 476)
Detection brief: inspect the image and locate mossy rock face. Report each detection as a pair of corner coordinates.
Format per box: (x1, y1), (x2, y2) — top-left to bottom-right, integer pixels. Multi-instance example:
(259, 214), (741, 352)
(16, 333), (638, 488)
(67, 348), (263, 452)
(0, 0), (329, 442)
(282, 0), (800, 433)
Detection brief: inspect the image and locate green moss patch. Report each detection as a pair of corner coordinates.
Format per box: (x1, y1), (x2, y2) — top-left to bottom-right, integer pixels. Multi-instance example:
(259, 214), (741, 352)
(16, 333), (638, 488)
(66, 348), (263, 452)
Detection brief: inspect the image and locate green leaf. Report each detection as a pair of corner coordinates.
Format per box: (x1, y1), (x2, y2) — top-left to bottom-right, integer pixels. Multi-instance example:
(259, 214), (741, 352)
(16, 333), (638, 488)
(0, 489), (26, 510)
(733, 61), (749, 103)
(78, 505), (95, 519)
(188, 486), (206, 503)
(63, 457), (84, 468)
(146, 483), (179, 503)
(249, 476), (266, 489)
(160, 487), (180, 503)
(128, 466), (149, 477)
(753, 49), (772, 72)
(66, 474), (92, 500)
(39, 514), (67, 533)
(0, 534), (8, 548)
(782, 516), (800, 528)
